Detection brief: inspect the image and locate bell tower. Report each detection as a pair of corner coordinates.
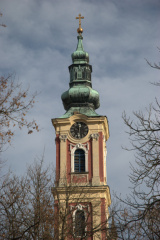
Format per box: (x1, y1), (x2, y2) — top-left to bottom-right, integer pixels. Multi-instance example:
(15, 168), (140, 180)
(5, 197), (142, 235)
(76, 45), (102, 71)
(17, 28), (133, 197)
(52, 15), (111, 240)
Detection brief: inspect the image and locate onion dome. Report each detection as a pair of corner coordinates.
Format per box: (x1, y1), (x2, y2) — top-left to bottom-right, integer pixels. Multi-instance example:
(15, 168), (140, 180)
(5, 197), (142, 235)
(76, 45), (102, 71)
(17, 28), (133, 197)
(72, 35), (89, 64)
(62, 85), (100, 111)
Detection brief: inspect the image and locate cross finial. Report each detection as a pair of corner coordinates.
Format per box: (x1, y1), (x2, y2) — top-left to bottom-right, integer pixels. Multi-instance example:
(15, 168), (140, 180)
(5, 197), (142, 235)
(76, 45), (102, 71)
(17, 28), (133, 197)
(76, 13), (84, 35)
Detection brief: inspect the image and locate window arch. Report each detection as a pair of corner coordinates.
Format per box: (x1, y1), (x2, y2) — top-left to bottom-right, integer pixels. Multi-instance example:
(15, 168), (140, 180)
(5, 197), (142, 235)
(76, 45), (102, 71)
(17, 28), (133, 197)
(75, 210), (85, 237)
(70, 143), (89, 173)
(74, 149), (85, 172)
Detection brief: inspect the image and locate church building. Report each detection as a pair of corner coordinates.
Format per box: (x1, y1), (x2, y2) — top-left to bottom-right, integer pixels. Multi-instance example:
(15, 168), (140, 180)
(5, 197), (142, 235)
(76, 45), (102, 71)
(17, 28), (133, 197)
(52, 14), (111, 240)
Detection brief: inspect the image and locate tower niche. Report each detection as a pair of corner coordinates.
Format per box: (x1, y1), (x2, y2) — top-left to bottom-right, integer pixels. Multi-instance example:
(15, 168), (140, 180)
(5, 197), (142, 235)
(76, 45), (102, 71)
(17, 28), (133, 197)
(52, 14), (111, 240)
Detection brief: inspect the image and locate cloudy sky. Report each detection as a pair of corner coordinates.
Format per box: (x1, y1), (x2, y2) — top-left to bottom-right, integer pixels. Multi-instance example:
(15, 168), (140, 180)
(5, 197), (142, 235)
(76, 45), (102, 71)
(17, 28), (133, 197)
(0, 0), (159, 197)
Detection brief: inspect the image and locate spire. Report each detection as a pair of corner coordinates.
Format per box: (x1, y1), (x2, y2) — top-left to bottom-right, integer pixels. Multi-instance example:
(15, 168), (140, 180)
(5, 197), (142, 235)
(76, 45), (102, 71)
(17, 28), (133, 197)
(72, 35), (89, 64)
(72, 14), (88, 64)
(60, 15), (100, 118)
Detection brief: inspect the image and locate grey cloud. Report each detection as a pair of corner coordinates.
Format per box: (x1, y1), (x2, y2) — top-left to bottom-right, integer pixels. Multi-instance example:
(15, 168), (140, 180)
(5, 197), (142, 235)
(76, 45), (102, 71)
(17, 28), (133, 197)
(1, 0), (159, 196)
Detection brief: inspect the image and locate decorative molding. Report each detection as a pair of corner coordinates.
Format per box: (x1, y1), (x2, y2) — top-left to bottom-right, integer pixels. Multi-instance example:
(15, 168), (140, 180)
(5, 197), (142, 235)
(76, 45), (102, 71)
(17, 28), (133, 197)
(59, 135), (67, 142)
(70, 204), (89, 237)
(70, 203), (89, 212)
(90, 133), (99, 141)
(70, 142), (89, 172)
(70, 142), (89, 151)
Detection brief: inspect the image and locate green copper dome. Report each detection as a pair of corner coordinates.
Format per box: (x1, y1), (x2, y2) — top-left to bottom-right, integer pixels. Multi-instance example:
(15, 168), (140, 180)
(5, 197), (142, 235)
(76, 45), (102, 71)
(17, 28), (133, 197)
(60, 33), (100, 118)
(72, 35), (89, 64)
(61, 85), (100, 110)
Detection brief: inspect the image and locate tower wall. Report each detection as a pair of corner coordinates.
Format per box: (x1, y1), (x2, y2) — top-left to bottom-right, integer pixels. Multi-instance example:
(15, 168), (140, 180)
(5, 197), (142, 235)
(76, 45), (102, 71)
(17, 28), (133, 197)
(52, 25), (111, 239)
(52, 114), (109, 186)
(52, 114), (111, 239)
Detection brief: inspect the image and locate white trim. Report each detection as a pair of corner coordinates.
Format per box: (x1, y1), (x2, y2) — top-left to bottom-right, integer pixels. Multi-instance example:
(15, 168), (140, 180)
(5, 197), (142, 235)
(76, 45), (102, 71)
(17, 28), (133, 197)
(70, 143), (89, 173)
(103, 135), (107, 181)
(71, 204), (89, 237)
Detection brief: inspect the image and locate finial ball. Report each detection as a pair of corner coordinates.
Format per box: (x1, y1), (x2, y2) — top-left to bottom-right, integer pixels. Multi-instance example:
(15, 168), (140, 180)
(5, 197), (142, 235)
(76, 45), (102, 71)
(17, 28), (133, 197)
(77, 27), (83, 34)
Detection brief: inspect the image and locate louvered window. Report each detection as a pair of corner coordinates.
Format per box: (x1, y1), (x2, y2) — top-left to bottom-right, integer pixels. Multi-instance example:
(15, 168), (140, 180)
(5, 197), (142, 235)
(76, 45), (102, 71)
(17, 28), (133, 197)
(74, 149), (85, 172)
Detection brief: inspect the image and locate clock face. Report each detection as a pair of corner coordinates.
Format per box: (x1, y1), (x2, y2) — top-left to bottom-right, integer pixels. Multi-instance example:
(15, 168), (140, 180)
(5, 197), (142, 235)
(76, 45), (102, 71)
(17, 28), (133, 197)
(70, 122), (88, 139)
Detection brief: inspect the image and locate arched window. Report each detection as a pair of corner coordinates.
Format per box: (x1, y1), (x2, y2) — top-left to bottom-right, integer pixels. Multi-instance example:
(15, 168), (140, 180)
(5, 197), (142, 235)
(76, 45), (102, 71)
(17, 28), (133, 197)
(75, 210), (85, 237)
(74, 149), (85, 172)
(70, 143), (89, 173)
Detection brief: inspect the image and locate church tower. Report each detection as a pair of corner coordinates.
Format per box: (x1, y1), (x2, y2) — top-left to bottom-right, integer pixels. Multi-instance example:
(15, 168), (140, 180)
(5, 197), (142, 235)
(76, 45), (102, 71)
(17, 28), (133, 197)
(52, 14), (111, 240)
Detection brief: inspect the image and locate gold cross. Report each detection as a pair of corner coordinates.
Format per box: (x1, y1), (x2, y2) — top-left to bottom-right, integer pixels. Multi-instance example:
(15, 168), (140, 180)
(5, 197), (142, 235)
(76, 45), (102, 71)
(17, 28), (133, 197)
(76, 14), (84, 29)
(76, 14), (84, 35)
